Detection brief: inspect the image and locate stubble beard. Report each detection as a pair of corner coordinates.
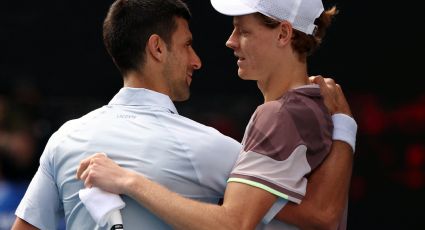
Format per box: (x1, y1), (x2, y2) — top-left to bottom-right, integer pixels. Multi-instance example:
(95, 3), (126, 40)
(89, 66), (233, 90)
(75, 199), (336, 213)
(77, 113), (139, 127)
(163, 61), (190, 102)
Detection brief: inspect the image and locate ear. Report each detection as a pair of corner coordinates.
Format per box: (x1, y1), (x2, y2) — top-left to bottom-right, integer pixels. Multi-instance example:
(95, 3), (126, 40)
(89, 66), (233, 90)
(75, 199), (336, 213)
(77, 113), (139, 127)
(277, 21), (293, 47)
(147, 34), (166, 62)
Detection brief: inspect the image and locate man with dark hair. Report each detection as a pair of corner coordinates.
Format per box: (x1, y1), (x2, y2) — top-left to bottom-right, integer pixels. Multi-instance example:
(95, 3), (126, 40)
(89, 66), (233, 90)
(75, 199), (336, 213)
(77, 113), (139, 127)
(14, 0), (355, 229)
(12, 0), (229, 229)
(102, 0), (191, 77)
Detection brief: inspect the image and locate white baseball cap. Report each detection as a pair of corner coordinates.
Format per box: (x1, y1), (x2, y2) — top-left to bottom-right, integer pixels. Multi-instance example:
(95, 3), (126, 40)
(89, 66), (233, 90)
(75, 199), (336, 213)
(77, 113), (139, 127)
(210, 0), (324, 35)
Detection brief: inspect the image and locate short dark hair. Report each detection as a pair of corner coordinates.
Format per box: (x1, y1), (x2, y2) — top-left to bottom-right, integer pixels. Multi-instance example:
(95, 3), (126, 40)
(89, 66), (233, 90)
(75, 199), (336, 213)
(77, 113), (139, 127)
(103, 0), (191, 75)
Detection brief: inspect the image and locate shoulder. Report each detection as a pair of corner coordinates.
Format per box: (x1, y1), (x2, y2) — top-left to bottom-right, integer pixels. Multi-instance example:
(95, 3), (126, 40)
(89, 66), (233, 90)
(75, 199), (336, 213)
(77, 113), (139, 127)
(283, 88), (333, 159)
(252, 90), (323, 123)
(58, 107), (104, 133)
(171, 113), (226, 137)
(170, 114), (241, 151)
(243, 89), (332, 153)
(44, 107), (106, 153)
(279, 88), (331, 127)
(250, 94), (313, 129)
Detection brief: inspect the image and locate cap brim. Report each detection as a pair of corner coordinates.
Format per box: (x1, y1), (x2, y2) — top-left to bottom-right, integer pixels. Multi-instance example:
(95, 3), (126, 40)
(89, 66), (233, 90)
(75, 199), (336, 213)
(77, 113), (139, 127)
(211, 0), (257, 16)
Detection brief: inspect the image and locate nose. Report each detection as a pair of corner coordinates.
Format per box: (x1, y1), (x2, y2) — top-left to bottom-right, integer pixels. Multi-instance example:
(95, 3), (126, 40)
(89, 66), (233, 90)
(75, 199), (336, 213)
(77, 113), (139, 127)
(190, 47), (202, 70)
(225, 29), (238, 50)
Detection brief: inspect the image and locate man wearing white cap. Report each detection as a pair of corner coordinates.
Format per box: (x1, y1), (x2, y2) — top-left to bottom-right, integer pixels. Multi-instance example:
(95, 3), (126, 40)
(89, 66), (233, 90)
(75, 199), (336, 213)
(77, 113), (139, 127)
(77, 0), (355, 229)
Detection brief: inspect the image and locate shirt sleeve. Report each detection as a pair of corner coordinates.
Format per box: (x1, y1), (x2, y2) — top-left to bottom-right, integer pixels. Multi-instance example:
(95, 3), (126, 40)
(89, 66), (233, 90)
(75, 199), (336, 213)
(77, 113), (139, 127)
(191, 129), (242, 198)
(15, 138), (63, 229)
(228, 99), (332, 204)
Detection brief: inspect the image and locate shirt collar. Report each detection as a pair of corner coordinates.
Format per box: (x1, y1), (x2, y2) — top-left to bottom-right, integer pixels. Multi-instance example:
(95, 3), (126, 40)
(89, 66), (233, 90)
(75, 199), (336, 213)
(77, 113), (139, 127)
(290, 84), (321, 97)
(293, 84), (320, 90)
(108, 87), (178, 114)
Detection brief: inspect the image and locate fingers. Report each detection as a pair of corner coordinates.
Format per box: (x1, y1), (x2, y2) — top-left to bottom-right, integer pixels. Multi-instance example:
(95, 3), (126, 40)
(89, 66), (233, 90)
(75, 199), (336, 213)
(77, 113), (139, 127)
(76, 152), (107, 179)
(76, 158), (91, 179)
(309, 75), (336, 86)
(312, 76), (339, 115)
(334, 84), (353, 117)
(324, 78), (336, 86)
(321, 77), (337, 95)
(335, 84), (344, 99)
(79, 158), (100, 188)
(79, 162), (91, 181)
(83, 167), (93, 188)
(316, 77), (333, 96)
(309, 75), (325, 85)
(78, 158), (99, 188)
(318, 78), (353, 117)
(93, 152), (107, 158)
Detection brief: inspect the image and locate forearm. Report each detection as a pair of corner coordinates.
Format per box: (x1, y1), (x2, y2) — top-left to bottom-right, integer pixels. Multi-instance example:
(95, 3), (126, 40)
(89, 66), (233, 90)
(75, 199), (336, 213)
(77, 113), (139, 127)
(124, 172), (239, 230)
(78, 153), (274, 229)
(276, 141), (353, 230)
(11, 218), (39, 230)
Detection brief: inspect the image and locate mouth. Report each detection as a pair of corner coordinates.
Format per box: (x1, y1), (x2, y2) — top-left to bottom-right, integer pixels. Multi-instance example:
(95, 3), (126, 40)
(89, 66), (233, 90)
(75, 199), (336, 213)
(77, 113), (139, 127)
(237, 58), (245, 66)
(235, 53), (245, 65)
(186, 73), (193, 85)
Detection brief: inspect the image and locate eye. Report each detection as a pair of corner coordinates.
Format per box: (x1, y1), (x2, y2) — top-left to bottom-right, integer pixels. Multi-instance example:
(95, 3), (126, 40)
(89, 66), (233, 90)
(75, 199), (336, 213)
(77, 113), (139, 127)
(238, 29), (249, 36)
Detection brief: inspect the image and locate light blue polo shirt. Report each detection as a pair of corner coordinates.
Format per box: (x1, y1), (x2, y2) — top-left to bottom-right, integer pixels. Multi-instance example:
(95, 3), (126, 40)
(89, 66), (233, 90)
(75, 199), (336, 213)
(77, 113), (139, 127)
(16, 87), (242, 229)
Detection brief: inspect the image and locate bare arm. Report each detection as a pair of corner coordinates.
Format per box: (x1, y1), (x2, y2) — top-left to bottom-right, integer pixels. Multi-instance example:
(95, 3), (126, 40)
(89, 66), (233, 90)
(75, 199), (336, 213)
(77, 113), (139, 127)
(274, 77), (354, 229)
(128, 175), (276, 230)
(276, 141), (352, 229)
(11, 218), (39, 230)
(77, 154), (277, 230)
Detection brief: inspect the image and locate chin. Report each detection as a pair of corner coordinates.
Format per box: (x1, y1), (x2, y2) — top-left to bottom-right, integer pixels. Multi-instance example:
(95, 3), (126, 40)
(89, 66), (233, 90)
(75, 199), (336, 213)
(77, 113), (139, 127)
(238, 69), (247, 79)
(174, 92), (190, 102)
(238, 70), (254, 81)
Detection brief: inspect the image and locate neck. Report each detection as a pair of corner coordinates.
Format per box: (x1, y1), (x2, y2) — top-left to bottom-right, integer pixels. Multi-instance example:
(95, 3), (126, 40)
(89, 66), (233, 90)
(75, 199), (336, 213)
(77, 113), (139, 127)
(123, 64), (170, 97)
(258, 58), (309, 103)
(123, 72), (149, 88)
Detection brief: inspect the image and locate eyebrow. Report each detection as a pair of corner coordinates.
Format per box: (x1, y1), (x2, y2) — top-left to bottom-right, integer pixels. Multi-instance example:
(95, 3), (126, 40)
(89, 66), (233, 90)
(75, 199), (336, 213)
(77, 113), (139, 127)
(233, 17), (241, 27)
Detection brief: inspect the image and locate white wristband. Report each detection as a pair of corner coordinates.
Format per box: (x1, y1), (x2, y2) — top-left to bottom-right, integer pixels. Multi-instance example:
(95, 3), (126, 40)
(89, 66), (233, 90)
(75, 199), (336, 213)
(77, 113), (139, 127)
(332, 114), (357, 153)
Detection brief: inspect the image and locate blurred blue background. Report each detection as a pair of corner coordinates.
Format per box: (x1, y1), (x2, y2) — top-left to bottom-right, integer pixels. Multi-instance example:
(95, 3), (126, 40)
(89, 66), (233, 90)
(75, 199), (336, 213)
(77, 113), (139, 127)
(1, 0), (424, 229)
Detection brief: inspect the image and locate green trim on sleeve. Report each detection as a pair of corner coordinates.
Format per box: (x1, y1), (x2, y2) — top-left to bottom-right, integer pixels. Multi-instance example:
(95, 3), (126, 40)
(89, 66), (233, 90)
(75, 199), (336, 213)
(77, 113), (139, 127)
(227, 178), (289, 200)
